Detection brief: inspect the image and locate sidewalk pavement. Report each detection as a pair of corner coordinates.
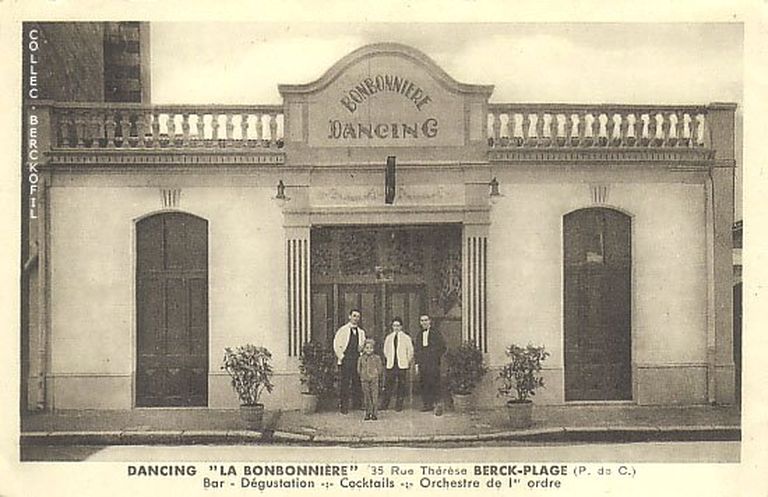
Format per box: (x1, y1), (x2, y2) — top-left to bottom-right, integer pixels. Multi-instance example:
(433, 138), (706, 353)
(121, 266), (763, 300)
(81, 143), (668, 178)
(20, 404), (740, 446)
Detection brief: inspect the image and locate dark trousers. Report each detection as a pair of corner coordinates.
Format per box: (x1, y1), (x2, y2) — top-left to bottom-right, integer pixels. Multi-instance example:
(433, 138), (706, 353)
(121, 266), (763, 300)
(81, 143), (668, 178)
(339, 359), (361, 411)
(419, 363), (441, 408)
(381, 368), (408, 410)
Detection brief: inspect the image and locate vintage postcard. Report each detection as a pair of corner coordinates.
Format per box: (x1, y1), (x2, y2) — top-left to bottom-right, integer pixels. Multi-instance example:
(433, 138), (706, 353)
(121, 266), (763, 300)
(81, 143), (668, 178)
(2, 2), (765, 496)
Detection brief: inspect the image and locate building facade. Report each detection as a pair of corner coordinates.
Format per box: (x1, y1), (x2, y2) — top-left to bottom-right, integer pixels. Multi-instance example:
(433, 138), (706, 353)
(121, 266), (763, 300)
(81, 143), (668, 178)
(23, 43), (736, 411)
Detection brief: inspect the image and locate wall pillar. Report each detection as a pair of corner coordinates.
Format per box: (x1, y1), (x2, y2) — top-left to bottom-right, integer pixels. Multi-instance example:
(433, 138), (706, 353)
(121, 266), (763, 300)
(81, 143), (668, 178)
(708, 103), (737, 404)
(462, 163), (491, 352)
(282, 171), (311, 358)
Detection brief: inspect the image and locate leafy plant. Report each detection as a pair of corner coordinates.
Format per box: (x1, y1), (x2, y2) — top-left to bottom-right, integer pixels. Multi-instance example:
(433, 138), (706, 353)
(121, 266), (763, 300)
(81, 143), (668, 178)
(445, 341), (487, 395)
(222, 345), (274, 406)
(497, 344), (550, 403)
(299, 341), (337, 396)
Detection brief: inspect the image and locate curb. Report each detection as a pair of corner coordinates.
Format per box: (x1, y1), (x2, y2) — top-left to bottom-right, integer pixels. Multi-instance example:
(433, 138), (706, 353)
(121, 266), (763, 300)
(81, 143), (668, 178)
(20, 426), (741, 446)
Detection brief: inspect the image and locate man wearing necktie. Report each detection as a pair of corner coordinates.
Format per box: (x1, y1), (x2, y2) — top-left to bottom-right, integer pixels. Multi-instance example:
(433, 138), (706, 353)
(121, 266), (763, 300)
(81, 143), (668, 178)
(333, 309), (366, 414)
(381, 317), (414, 411)
(414, 314), (446, 413)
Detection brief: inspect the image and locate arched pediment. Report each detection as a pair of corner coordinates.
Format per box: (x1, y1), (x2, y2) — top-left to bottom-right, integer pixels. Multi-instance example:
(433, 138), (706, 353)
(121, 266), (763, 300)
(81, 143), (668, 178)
(278, 43), (493, 97)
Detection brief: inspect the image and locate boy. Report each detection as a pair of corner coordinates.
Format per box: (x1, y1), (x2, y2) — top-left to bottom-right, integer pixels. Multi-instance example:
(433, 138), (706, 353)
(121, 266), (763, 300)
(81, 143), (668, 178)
(357, 338), (384, 421)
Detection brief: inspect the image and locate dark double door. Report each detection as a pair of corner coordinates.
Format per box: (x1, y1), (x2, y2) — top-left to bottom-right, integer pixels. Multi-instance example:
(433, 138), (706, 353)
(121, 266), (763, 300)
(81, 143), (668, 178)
(564, 208), (632, 401)
(136, 213), (209, 407)
(312, 283), (426, 352)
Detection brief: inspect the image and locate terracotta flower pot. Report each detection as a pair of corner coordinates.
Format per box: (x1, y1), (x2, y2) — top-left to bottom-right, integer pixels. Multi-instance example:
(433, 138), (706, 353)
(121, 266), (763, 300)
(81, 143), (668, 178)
(239, 404), (265, 430)
(451, 393), (473, 413)
(505, 400), (533, 429)
(300, 393), (318, 414)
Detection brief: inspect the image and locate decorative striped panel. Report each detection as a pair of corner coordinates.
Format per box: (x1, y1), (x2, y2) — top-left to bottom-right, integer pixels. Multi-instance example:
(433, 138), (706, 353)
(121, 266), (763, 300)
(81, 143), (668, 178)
(287, 238), (310, 356)
(464, 236), (488, 352)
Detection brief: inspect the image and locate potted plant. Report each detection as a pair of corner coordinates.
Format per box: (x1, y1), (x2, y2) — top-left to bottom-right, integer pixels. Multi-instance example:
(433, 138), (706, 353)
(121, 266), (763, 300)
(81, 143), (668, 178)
(222, 344), (274, 430)
(444, 341), (487, 412)
(299, 341), (337, 413)
(497, 344), (550, 429)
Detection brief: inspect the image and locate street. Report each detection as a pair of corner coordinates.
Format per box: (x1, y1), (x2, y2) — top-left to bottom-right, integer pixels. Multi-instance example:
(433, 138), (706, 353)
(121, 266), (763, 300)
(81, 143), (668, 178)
(21, 441), (740, 463)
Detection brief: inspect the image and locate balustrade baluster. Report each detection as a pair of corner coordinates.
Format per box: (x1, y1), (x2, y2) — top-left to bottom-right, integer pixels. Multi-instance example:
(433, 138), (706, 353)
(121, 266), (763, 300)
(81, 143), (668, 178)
(580, 112), (591, 147)
(167, 113), (177, 147)
(548, 113), (558, 147)
(522, 113), (532, 146)
(134, 113), (147, 147)
(695, 114), (705, 147)
(117, 113), (130, 147)
(57, 112), (68, 147)
(240, 113), (249, 147)
(151, 112), (160, 147)
(489, 112), (499, 147)
(654, 113), (665, 147)
(597, 113), (608, 146)
(181, 113), (190, 147)
(682, 114), (692, 147)
(254, 113), (264, 145)
(89, 112), (103, 148)
(211, 114), (221, 142)
(617, 113), (627, 146)
(568, 114), (578, 146)
(536, 113), (546, 147)
(196, 113), (205, 146)
(669, 112), (680, 147)
(105, 112), (117, 147)
(638, 113), (648, 146)
(269, 113), (278, 147)
(609, 114), (620, 146)
(226, 114), (234, 145)
(74, 112), (86, 147)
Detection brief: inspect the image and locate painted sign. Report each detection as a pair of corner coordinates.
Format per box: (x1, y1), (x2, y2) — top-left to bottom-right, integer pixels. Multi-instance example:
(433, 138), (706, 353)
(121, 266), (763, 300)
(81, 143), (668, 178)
(307, 55), (465, 147)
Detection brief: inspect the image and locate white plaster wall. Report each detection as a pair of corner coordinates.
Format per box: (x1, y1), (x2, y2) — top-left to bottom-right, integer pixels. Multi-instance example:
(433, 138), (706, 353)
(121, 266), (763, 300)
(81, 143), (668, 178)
(49, 185), (286, 408)
(487, 180), (707, 373)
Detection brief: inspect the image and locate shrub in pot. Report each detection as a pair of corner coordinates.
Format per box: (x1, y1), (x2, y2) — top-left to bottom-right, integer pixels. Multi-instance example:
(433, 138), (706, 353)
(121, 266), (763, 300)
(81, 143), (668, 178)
(445, 341), (487, 412)
(497, 344), (550, 429)
(299, 341), (337, 413)
(222, 344), (274, 430)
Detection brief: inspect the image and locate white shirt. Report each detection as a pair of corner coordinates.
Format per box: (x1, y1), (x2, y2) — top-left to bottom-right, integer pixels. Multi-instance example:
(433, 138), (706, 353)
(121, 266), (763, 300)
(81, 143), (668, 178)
(333, 323), (366, 365)
(422, 329), (430, 347)
(383, 331), (414, 369)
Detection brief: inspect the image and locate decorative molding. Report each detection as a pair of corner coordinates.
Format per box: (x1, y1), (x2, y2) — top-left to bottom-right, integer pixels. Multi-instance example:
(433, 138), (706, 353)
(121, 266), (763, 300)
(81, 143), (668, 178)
(590, 184), (609, 204)
(161, 188), (182, 208)
(46, 150), (285, 167)
(488, 147), (714, 165)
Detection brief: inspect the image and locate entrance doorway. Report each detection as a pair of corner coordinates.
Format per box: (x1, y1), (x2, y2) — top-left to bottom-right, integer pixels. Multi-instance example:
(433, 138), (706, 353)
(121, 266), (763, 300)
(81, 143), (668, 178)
(310, 224), (462, 353)
(135, 212), (209, 407)
(563, 208), (632, 401)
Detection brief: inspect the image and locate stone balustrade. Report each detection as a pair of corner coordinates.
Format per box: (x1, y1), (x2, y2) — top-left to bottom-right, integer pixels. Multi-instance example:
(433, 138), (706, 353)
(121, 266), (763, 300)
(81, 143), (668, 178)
(487, 104), (709, 148)
(51, 103), (284, 149)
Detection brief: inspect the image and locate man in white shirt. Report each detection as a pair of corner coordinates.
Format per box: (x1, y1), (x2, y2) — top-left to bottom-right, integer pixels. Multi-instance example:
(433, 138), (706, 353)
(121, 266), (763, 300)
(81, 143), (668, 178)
(380, 317), (414, 411)
(333, 309), (366, 414)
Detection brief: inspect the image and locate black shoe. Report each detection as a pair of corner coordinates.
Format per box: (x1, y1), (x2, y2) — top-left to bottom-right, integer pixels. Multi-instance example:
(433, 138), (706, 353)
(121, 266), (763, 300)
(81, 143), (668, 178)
(371, 415), (378, 421)
(364, 414), (371, 420)
(340, 407), (348, 415)
(395, 405), (403, 412)
(421, 405), (433, 412)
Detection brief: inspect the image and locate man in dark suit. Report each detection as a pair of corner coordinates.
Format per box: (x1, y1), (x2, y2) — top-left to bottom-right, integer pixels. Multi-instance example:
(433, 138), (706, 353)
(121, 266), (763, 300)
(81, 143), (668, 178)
(414, 314), (446, 413)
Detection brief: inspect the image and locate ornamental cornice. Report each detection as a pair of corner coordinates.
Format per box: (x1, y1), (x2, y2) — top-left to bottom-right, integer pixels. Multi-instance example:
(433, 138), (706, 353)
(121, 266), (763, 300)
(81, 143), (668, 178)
(488, 147), (715, 166)
(45, 150), (285, 167)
